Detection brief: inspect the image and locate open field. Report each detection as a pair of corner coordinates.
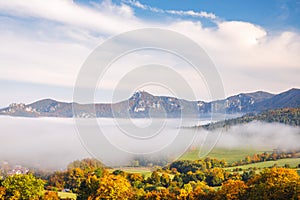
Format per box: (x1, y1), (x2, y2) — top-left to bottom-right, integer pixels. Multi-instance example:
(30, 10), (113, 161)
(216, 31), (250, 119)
(111, 148), (300, 176)
(110, 167), (152, 178)
(225, 158), (300, 171)
(180, 148), (271, 163)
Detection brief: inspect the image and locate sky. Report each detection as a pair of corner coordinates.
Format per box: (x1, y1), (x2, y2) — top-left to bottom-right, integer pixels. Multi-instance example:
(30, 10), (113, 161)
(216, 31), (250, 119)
(0, 0), (300, 107)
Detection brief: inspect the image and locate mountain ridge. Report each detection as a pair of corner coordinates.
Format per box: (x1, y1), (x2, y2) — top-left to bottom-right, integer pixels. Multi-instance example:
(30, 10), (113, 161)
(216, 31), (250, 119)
(0, 88), (299, 118)
(200, 107), (300, 130)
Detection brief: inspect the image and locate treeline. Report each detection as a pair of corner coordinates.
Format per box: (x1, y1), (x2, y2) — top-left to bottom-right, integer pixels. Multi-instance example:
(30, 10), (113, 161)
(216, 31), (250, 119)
(1, 158), (300, 199)
(105, 149), (300, 168)
(129, 156), (169, 167)
(201, 107), (300, 130)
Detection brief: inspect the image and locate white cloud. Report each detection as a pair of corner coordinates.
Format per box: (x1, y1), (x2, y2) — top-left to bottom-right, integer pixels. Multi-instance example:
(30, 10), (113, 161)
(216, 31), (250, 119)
(127, 0), (146, 9)
(0, 28), (91, 87)
(124, 0), (217, 19)
(169, 20), (300, 69)
(0, 0), (143, 88)
(166, 10), (216, 19)
(168, 20), (300, 95)
(0, 0), (299, 102)
(0, 0), (142, 35)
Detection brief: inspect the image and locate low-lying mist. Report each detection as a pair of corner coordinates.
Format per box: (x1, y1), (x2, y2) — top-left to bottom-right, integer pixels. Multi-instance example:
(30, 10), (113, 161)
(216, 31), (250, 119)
(0, 117), (90, 170)
(0, 116), (299, 170)
(193, 121), (300, 151)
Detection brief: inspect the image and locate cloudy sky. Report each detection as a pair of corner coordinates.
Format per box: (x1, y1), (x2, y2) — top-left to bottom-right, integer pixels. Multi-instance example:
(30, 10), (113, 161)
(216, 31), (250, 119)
(0, 0), (300, 107)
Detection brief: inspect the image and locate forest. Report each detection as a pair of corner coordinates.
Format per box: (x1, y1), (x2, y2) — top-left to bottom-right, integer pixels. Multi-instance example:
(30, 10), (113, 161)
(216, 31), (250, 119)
(0, 157), (299, 200)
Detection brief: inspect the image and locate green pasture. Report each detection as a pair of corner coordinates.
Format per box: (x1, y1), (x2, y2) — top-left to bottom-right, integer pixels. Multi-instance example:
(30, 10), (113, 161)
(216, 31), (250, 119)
(110, 167), (152, 178)
(180, 148), (270, 163)
(225, 158), (300, 171)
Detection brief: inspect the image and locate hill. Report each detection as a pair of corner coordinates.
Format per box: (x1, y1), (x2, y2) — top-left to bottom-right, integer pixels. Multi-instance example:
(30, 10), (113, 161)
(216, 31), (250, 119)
(0, 88), (299, 118)
(201, 107), (300, 130)
(256, 88), (300, 110)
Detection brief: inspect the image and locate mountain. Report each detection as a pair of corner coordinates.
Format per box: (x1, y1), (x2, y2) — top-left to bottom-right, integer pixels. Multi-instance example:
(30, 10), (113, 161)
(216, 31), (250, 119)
(255, 88), (300, 111)
(211, 91), (274, 114)
(201, 107), (300, 130)
(0, 88), (299, 118)
(0, 99), (73, 117)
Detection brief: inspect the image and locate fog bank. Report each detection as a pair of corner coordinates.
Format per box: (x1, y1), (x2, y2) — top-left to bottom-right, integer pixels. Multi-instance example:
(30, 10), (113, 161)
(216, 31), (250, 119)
(0, 117), (299, 169)
(0, 116), (90, 170)
(193, 121), (300, 150)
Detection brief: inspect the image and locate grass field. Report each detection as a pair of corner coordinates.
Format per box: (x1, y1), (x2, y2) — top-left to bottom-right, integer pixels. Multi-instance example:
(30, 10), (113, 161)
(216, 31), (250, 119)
(180, 148), (271, 163)
(110, 167), (152, 178)
(111, 148), (300, 177)
(225, 158), (300, 171)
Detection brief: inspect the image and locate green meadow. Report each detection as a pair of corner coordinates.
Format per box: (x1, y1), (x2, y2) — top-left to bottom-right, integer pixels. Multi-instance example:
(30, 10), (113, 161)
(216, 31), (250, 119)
(180, 148), (270, 163)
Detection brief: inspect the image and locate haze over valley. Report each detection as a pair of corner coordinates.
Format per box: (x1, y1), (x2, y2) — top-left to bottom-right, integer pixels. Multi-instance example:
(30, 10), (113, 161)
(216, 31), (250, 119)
(1, 114), (299, 169)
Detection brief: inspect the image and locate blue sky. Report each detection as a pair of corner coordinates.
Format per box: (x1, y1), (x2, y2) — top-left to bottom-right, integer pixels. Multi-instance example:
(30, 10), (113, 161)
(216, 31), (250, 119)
(0, 0), (299, 107)
(116, 0), (300, 30)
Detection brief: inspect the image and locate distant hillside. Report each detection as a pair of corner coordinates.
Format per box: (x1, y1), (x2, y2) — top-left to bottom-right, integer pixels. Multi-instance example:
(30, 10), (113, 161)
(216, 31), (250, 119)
(210, 90), (274, 114)
(255, 88), (300, 110)
(201, 107), (300, 130)
(0, 88), (299, 118)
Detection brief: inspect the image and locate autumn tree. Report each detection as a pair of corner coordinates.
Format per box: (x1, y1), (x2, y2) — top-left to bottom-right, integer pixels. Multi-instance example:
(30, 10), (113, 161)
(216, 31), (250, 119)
(147, 171), (161, 185)
(47, 171), (66, 190)
(127, 173), (145, 188)
(241, 170), (256, 182)
(188, 181), (216, 200)
(217, 179), (248, 200)
(171, 173), (183, 188)
(78, 175), (101, 200)
(143, 188), (176, 200)
(0, 186), (6, 199)
(112, 169), (126, 177)
(97, 174), (132, 199)
(43, 191), (59, 200)
(67, 158), (104, 172)
(65, 168), (85, 193)
(206, 168), (226, 186)
(160, 173), (171, 188)
(246, 168), (300, 200)
(2, 174), (44, 200)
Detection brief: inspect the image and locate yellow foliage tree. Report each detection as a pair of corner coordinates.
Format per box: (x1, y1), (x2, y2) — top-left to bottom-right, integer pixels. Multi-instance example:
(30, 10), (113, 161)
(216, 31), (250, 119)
(96, 174), (132, 200)
(206, 168), (226, 186)
(78, 175), (101, 200)
(65, 168), (85, 193)
(0, 186), (6, 199)
(42, 191), (59, 200)
(247, 168), (300, 200)
(143, 188), (176, 200)
(217, 179), (248, 200)
(189, 181), (215, 199)
(2, 174), (44, 200)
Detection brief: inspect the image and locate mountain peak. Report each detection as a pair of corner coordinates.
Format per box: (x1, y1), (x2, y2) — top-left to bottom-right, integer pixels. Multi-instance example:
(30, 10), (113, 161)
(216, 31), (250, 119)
(286, 88), (300, 93)
(255, 88), (300, 111)
(130, 90), (154, 100)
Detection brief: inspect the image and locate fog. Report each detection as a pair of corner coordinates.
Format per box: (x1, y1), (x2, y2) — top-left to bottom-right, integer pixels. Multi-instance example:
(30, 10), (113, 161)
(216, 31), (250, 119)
(192, 121), (300, 151)
(0, 117), (90, 170)
(214, 121), (300, 149)
(0, 117), (299, 170)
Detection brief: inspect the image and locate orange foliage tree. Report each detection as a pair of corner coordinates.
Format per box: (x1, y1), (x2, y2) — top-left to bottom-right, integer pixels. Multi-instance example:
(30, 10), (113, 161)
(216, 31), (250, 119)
(42, 191), (59, 200)
(217, 179), (248, 200)
(96, 174), (132, 200)
(246, 168), (300, 200)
